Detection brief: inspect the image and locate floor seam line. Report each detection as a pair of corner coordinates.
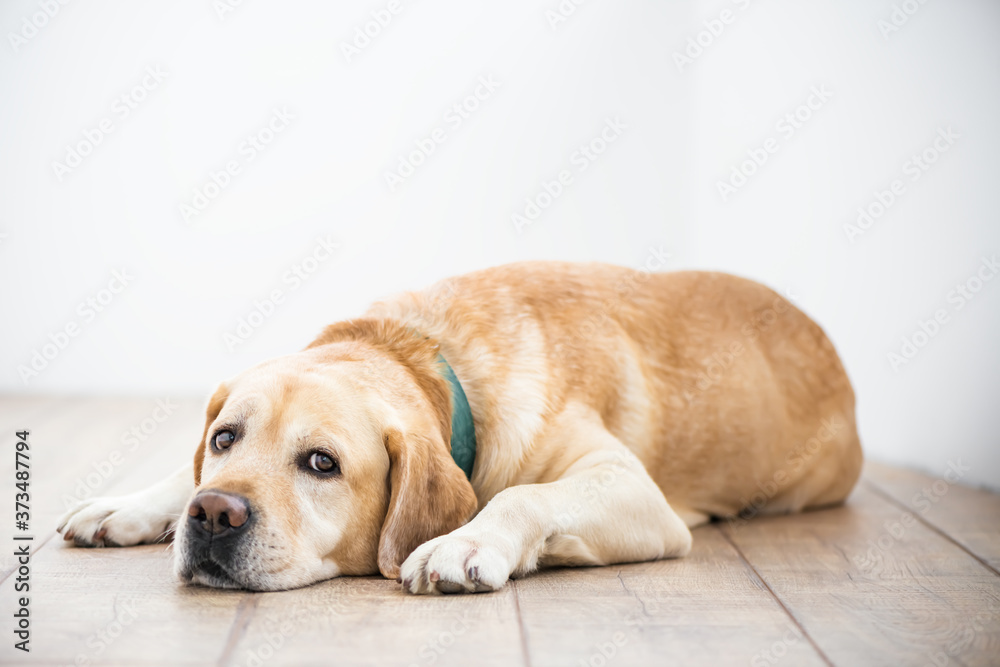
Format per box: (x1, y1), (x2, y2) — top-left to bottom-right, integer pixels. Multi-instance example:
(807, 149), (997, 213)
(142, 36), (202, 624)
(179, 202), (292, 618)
(863, 479), (1000, 578)
(717, 524), (836, 667)
(0, 530), (56, 584)
(510, 580), (533, 667)
(216, 593), (261, 667)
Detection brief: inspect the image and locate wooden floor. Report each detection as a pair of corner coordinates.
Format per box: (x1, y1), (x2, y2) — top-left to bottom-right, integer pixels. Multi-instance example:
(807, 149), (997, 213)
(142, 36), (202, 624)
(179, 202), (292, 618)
(0, 397), (998, 666)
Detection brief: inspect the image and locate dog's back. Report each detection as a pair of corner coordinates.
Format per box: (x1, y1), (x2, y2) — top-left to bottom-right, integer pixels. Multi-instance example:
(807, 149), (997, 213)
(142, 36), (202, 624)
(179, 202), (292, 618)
(370, 261), (862, 519)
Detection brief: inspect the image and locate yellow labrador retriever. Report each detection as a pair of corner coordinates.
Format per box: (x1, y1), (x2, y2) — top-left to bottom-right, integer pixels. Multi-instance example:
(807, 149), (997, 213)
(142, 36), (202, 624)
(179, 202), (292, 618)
(57, 262), (862, 593)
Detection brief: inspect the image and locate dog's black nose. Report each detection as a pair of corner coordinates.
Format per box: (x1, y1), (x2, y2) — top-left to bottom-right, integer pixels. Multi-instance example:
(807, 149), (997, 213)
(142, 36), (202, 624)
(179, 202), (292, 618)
(187, 490), (251, 537)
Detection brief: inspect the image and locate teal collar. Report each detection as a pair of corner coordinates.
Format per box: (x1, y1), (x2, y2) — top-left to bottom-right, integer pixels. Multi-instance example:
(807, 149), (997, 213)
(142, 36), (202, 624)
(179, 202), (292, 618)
(436, 353), (477, 480)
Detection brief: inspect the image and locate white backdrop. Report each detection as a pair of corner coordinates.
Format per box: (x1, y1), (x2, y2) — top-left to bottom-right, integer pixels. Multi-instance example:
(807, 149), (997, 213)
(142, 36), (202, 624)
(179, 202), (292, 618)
(1, 0), (998, 488)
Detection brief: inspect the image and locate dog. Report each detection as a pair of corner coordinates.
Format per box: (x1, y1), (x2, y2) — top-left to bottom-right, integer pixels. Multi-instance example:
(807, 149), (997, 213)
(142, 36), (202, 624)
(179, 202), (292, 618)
(57, 261), (862, 594)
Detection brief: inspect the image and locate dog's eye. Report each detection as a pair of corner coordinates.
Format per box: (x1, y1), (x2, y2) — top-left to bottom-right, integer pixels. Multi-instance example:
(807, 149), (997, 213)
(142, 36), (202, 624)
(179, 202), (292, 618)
(307, 452), (339, 474)
(212, 430), (235, 452)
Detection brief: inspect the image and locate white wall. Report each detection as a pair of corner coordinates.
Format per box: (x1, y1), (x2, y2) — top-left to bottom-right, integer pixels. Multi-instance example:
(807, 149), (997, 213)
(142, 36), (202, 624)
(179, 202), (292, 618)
(1, 0), (998, 489)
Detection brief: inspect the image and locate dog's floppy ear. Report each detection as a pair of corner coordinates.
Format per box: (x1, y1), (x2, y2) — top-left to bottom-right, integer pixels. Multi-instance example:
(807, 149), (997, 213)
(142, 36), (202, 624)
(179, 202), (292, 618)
(377, 427), (478, 578)
(193, 384), (229, 486)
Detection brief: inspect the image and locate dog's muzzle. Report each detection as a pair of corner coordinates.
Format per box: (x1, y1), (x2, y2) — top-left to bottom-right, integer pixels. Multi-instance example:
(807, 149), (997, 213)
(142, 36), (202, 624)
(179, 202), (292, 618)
(179, 490), (254, 588)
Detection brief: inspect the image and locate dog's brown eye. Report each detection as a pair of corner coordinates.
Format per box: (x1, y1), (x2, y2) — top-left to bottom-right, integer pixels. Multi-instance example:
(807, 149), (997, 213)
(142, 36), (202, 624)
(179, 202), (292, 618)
(307, 452), (338, 474)
(212, 430), (235, 451)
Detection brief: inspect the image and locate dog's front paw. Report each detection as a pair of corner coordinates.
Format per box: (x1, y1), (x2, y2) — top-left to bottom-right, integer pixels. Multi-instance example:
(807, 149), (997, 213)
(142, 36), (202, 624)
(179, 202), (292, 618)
(400, 533), (512, 595)
(57, 494), (175, 547)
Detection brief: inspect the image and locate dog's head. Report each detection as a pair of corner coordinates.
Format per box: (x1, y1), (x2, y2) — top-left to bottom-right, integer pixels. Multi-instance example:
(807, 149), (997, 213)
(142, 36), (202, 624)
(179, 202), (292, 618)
(174, 320), (478, 590)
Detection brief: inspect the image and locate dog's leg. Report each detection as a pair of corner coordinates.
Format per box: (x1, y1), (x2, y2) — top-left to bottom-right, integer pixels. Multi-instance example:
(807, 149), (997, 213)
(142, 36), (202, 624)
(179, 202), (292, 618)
(57, 463), (194, 547)
(399, 405), (692, 594)
(672, 505), (712, 528)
